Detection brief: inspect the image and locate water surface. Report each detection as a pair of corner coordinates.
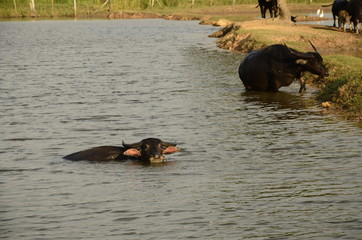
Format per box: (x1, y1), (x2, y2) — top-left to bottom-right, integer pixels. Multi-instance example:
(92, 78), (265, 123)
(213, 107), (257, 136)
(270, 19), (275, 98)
(1, 19), (361, 239)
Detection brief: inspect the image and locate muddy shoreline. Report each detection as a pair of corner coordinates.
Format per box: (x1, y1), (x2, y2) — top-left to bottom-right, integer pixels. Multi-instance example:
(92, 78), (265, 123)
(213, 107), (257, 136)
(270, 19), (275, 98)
(208, 19), (362, 54)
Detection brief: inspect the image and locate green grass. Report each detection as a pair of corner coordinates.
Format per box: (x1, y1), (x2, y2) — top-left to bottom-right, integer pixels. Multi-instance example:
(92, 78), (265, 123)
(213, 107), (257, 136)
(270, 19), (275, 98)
(316, 55), (362, 119)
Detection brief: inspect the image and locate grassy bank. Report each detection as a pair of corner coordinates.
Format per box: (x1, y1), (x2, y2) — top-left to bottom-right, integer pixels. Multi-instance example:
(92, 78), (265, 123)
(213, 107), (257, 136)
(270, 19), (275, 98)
(317, 55), (362, 120)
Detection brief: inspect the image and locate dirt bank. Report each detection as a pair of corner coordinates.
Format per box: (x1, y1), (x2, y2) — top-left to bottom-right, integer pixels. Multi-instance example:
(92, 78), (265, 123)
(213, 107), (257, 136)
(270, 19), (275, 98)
(209, 19), (362, 54)
(107, 11), (200, 20)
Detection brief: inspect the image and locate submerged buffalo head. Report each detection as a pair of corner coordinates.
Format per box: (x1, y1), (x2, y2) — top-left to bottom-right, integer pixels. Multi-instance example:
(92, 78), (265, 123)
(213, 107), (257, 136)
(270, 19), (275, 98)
(122, 138), (180, 163)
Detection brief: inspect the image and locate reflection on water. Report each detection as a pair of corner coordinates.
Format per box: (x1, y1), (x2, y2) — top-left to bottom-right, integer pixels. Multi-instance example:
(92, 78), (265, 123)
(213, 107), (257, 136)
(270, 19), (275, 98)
(242, 91), (310, 109)
(1, 19), (361, 240)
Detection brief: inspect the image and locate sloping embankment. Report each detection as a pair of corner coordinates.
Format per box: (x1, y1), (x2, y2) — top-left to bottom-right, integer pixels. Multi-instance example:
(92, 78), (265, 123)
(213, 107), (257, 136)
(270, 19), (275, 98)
(209, 19), (362, 53)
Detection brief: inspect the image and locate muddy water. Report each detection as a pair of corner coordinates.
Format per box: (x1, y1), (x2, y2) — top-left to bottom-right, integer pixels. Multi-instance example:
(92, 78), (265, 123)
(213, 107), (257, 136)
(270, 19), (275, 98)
(1, 19), (361, 239)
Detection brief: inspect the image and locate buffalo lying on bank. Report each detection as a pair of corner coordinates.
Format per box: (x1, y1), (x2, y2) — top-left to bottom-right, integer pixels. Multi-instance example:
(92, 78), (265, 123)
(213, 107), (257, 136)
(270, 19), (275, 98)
(238, 42), (329, 92)
(63, 138), (180, 163)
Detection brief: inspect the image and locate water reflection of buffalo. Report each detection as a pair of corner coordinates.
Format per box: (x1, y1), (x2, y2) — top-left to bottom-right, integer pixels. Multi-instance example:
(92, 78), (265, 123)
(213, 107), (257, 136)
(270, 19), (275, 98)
(241, 91), (309, 110)
(63, 138), (180, 163)
(238, 42), (329, 92)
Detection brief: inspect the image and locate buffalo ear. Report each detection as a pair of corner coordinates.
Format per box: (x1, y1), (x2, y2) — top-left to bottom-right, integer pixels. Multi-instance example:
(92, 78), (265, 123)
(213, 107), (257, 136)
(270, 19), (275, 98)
(296, 59), (307, 65)
(163, 146), (181, 155)
(123, 148), (141, 157)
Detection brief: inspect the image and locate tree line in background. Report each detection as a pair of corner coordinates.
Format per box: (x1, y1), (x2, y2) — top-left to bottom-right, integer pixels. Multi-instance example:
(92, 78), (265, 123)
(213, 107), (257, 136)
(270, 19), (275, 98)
(0, 0), (331, 18)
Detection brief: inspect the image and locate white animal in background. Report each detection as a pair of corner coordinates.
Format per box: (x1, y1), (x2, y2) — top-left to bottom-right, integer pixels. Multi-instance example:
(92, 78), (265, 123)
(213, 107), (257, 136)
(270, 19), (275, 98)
(317, 9), (324, 17)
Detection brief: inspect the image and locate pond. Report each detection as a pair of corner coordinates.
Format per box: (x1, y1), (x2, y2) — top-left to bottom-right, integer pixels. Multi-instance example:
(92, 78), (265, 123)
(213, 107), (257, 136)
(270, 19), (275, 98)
(1, 19), (361, 239)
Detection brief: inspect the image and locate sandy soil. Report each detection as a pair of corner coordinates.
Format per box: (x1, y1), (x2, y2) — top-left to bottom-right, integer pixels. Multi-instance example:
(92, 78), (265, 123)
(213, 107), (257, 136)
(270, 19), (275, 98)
(211, 19), (361, 54)
(216, 20), (360, 55)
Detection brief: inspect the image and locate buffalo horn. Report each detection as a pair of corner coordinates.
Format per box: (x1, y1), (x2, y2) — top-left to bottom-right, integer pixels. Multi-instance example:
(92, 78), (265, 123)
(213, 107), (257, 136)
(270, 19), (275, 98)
(162, 141), (177, 147)
(284, 43), (314, 59)
(308, 40), (319, 53)
(122, 141), (142, 148)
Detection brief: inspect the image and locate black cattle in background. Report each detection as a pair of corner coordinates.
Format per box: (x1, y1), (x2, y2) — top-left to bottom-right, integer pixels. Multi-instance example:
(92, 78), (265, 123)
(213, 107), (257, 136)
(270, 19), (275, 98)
(238, 42), (329, 92)
(63, 138), (180, 163)
(338, 10), (352, 31)
(323, 0), (349, 27)
(347, 0), (362, 34)
(257, 0), (279, 18)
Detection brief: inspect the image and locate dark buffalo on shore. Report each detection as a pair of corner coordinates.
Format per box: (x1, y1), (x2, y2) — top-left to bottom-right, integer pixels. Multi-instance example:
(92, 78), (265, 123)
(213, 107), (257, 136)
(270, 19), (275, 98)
(347, 0), (362, 34)
(238, 42), (329, 92)
(257, 0), (279, 18)
(63, 138), (180, 163)
(323, 0), (349, 27)
(338, 10), (352, 31)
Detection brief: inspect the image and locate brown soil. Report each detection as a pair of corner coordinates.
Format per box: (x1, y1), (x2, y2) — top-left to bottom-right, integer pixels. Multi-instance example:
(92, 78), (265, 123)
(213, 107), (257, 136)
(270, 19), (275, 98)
(209, 19), (361, 54)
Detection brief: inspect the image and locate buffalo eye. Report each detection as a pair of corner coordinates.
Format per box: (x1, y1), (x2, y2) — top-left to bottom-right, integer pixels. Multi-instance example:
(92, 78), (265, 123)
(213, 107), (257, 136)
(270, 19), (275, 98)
(160, 144), (168, 150)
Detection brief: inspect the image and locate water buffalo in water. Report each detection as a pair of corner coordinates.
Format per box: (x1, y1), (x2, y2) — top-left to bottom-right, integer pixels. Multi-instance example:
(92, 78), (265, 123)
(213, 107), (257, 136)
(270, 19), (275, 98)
(257, 0), (279, 18)
(347, 0), (362, 34)
(63, 138), (180, 163)
(238, 42), (329, 92)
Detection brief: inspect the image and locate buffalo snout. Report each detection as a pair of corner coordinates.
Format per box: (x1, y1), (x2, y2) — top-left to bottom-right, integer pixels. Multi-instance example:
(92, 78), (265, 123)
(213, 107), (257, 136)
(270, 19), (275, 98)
(312, 61), (329, 77)
(321, 69), (329, 77)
